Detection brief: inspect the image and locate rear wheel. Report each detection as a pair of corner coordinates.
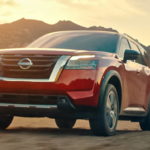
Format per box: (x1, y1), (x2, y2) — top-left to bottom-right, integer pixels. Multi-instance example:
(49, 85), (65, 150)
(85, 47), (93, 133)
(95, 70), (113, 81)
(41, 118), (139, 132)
(89, 84), (119, 136)
(0, 115), (13, 130)
(55, 119), (76, 129)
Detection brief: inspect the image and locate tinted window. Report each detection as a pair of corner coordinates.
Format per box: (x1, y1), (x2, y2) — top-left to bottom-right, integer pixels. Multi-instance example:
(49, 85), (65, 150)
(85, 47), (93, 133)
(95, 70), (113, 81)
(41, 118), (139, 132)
(119, 38), (130, 58)
(129, 41), (146, 65)
(138, 45), (149, 66)
(28, 32), (119, 53)
(129, 42), (139, 51)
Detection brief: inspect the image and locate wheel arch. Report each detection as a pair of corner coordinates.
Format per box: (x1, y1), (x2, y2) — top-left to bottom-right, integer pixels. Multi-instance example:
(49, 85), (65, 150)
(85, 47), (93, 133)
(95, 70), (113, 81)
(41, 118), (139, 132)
(100, 70), (122, 112)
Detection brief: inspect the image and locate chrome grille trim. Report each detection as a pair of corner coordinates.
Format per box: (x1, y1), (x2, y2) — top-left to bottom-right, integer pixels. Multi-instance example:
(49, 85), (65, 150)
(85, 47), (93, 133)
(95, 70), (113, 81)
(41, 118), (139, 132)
(49, 55), (70, 82)
(1, 63), (54, 67)
(0, 55), (71, 82)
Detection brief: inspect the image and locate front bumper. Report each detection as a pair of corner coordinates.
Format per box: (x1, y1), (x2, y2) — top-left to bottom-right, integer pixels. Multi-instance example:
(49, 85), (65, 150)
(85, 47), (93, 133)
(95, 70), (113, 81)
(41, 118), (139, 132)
(0, 94), (96, 118)
(0, 69), (99, 107)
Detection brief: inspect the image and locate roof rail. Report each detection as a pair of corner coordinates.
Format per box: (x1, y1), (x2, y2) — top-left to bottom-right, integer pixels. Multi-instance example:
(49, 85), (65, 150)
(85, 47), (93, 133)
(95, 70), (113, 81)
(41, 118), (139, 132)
(123, 33), (139, 43)
(124, 33), (147, 49)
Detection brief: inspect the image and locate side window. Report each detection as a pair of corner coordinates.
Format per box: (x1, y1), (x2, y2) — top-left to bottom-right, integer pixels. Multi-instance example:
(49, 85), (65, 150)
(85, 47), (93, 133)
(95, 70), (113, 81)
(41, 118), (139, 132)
(118, 38), (130, 58)
(129, 41), (146, 65)
(129, 42), (139, 51)
(138, 45), (149, 66)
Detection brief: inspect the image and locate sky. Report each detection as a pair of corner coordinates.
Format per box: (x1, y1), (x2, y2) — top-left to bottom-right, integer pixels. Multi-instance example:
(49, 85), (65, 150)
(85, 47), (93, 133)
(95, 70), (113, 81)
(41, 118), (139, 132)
(0, 0), (150, 46)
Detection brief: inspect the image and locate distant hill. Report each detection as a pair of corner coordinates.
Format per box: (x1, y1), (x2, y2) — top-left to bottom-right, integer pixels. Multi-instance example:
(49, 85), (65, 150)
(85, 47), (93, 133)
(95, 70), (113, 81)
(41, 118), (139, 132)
(0, 18), (118, 49)
(0, 18), (149, 52)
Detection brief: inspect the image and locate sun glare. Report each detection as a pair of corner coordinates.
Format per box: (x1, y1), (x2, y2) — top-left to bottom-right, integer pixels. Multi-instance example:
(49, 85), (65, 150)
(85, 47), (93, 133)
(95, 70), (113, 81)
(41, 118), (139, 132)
(0, 0), (149, 45)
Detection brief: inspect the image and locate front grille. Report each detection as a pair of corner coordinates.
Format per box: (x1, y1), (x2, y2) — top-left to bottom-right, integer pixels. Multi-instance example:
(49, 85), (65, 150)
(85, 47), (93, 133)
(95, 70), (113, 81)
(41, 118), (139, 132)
(0, 54), (60, 79)
(0, 94), (59, 105)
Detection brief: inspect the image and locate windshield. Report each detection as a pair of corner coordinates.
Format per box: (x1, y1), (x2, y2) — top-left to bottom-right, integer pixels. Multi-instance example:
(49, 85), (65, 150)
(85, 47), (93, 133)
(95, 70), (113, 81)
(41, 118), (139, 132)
(28, 31), (119, 53)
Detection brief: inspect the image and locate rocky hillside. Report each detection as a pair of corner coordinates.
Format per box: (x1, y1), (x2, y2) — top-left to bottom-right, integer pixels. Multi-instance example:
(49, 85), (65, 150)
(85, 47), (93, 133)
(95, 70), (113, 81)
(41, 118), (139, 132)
(0, 18), (117, 49)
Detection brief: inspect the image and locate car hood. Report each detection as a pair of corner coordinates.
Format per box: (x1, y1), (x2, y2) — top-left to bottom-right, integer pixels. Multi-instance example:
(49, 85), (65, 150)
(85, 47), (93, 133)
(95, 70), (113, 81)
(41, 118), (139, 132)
(0, 48), (115, 57)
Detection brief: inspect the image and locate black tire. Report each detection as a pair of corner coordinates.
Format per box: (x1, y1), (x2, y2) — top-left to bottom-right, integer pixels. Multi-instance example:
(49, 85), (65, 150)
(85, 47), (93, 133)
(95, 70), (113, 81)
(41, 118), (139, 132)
(139, 105), (150, 130)
(55, 119), (76, 129)
(89, 84), (119, 136)
(0, 115), (13, 130)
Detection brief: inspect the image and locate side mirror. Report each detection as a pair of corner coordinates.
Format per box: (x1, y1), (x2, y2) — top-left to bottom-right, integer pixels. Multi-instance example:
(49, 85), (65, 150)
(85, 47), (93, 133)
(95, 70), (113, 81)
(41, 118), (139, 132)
(123, 49), (140, 62)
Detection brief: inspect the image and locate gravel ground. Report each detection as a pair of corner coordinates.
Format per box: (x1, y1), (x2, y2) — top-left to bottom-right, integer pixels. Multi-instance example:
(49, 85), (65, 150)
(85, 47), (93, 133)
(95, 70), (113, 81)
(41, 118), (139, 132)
(0, 117), (149, 150)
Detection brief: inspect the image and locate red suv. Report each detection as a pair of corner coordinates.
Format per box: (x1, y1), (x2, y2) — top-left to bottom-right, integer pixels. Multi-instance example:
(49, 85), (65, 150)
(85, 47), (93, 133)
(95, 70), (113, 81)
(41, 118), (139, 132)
(0, 31), (149, 136)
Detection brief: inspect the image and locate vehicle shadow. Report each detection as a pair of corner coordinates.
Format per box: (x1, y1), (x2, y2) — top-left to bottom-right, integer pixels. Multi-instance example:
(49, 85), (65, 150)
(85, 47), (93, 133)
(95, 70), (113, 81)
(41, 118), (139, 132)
(5, 127), (92, 136)
(117, 130), (142, 135)
(1, 127), (142, 137)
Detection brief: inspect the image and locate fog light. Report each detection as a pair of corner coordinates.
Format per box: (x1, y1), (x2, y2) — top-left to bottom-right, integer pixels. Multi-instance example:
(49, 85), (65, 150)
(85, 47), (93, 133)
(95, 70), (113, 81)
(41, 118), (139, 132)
(57, 97), (75, 111)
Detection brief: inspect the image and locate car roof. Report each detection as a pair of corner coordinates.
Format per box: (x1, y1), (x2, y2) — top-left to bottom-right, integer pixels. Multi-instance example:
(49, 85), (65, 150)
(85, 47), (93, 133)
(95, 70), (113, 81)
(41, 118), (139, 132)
(49, 30), (120, 36)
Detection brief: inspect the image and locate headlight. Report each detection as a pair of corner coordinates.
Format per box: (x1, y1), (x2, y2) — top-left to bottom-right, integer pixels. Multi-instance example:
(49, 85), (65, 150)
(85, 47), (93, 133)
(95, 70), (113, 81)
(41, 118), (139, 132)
(65, 55), (98, 70)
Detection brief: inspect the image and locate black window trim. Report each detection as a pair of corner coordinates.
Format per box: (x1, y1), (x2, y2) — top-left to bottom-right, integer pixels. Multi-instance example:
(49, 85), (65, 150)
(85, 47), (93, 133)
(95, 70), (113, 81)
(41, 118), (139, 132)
(137, 44), (150, 67)
(128, 39), (147, 66)
(117, 37), (131, 59)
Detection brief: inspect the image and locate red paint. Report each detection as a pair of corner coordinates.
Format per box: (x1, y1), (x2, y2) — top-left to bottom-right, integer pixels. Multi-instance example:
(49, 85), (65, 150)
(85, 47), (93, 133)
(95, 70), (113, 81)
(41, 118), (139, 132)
(0, 48), (149, 112)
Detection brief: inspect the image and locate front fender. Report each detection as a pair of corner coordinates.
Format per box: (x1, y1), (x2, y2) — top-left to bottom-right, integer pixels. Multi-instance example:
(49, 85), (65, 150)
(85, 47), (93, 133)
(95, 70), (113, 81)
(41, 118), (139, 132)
(98, 70), (122, 109)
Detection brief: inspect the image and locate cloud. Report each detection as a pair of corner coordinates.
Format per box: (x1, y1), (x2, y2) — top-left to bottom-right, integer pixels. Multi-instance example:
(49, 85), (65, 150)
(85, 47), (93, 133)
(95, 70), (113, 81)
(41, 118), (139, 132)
(55, 0), (97, 5)
(0, 0), (17, 6)
(50, 0), (145, 25)
(1, 11), (12, 16)
(0, 0), (20, 23)
(126, 0), (150, 15)
(0, 0), (149, 45)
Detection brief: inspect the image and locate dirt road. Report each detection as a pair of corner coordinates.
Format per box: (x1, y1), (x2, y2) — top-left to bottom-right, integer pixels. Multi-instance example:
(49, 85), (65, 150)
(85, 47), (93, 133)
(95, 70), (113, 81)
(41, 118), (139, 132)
(0, 117), (150, 150)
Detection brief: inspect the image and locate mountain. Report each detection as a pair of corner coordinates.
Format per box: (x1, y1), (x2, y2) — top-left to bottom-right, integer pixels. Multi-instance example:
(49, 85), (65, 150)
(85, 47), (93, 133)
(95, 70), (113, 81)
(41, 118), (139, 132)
(0, 18), (149, 51)
(0, 18), (53, 48)
(0, 18), (117, 49)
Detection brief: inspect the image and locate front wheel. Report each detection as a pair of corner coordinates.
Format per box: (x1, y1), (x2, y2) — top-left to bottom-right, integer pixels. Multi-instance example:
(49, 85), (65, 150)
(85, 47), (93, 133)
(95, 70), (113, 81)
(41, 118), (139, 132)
(139, 105), (150, 131)
(55, 119), (76, 129)
(0, 115), (13, 130)
(89, 84), (119, 136)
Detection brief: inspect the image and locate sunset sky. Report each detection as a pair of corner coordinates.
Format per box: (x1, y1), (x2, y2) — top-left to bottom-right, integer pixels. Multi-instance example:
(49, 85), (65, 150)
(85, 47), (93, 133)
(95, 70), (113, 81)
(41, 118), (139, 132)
(0, 0), (150, 45)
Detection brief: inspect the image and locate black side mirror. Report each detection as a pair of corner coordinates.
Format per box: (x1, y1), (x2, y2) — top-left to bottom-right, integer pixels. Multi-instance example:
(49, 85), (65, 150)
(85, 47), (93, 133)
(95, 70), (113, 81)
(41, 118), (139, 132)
(123, 49), (140, 62)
